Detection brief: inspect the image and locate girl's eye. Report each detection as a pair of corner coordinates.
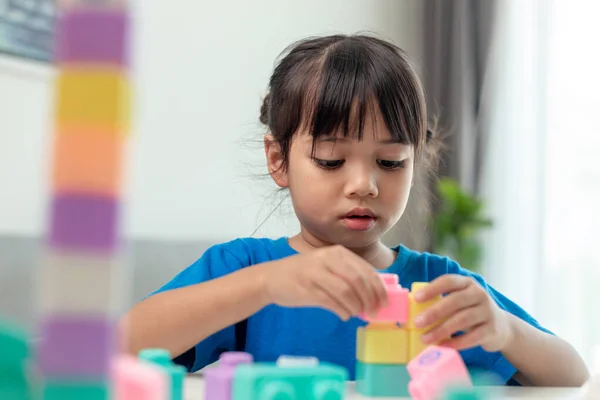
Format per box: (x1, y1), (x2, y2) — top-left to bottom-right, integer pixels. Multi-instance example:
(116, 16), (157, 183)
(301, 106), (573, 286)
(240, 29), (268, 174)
(313, 159), (345, 170)
(377, 159), (406, 170)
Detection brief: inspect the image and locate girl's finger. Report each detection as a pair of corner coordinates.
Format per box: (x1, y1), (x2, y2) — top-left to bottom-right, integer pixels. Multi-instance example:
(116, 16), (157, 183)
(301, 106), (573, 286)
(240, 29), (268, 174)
(413, 274), (471, 303)
(414, 283), (484, 329)
(312, 284), (353, 321)
(313, 270), (363, 316)
(421, 306), (488, 344)
(436, 323), (488, 351)
(328, 261), (378, 315)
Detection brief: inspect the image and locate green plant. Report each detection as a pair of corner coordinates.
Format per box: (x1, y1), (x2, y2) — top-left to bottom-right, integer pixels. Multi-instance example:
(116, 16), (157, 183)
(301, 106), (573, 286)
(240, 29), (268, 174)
(431, 178), (493, 272)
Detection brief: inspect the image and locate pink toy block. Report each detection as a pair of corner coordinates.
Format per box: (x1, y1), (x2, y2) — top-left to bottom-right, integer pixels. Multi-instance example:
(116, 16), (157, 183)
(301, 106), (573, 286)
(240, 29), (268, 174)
(407, 345), (472, 400)
(204, 352), (253, 400)
(359, 273), (409, 323)
(113, 355), (167, 400)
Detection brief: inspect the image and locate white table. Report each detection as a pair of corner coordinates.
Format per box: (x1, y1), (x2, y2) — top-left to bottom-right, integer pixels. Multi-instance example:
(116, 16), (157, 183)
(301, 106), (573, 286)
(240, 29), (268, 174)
(184, 376), (582, 399)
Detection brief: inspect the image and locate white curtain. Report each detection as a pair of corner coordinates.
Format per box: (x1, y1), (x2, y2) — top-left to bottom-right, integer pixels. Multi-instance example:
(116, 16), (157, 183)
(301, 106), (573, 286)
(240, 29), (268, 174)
(481, 0), (600, 366)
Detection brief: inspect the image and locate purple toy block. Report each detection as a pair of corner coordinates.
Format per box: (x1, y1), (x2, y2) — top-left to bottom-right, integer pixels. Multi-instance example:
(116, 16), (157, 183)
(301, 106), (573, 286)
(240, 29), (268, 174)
(56, 8), (129, 66)
(204, 352), (253, 400)
(49, 194), (120, 252)
(37, 315), (115, 379)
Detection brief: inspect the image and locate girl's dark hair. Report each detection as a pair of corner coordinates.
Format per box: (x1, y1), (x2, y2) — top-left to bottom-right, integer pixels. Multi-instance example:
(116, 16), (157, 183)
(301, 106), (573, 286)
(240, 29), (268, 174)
(260, 34), (437, 172)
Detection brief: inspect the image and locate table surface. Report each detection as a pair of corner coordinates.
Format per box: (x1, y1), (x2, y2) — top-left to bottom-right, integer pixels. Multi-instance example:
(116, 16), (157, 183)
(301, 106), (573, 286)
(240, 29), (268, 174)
(183, 376), (582, 399)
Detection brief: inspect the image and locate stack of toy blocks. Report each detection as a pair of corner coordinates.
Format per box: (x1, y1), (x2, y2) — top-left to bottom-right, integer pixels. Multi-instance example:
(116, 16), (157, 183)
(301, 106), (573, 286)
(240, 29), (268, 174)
(355, 274), (443, 397)
(204, 352), (348, 400)
(36, 0), (131, 398)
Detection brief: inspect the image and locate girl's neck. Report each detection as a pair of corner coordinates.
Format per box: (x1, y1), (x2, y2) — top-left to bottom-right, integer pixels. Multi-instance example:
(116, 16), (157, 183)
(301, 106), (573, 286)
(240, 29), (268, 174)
(288, 231), (397, 270)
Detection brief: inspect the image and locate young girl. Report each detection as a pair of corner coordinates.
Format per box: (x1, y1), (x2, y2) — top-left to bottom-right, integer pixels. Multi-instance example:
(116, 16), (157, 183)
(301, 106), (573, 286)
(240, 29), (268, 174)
(121, 34), (588, 387)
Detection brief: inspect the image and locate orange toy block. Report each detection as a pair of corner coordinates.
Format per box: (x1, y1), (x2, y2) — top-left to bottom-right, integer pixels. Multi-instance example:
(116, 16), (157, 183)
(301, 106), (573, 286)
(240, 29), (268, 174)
(52, 128), (126, 196)
(356, 323), (409, 364)
(407, 282), (442, 330)
(55, 69), (130, 133)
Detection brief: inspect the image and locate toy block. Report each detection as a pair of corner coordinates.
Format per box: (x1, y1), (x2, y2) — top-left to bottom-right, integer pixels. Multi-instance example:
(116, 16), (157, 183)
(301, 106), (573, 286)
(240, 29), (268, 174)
(356, 323), (408, 364)
(407, 345), (472, 400)
(277, 355), (319, 367)
(113, 354), (167, 400)
(49, 194), (120, 252)
(0, 319), (29, 366)
(43, 380), (109, 400)
(55, 69), (130, 133)
(204, 352), (254, 400)
(442, 386), (488, 400)
(232, 363), (347, 400)
(52, 128), (125, 197)
(408, 282), (442, 330)
(138, 348), (186, 400)
(359, 273), (409, 323)
(409, 328), (429, 361)
(39, 249), (121, 316)
(0, 320), (33, 400)
(56, 8), (129, 66)
(38, 315), (115, 379)
(355, 361), (410, 397)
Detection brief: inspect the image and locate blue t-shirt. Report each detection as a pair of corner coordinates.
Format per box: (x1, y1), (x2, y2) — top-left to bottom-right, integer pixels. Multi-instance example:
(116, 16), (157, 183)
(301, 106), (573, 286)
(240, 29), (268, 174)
(149, 237), (552, 383)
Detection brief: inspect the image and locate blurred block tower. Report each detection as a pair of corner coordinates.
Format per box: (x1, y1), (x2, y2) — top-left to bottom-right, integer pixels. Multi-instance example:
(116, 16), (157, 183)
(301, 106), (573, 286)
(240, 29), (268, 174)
(36, 1), (131, 399)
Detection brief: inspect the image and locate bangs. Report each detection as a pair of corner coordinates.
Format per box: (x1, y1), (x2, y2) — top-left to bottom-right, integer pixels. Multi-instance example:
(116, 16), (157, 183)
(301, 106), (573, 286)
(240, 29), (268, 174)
(304, 36), (426, 147)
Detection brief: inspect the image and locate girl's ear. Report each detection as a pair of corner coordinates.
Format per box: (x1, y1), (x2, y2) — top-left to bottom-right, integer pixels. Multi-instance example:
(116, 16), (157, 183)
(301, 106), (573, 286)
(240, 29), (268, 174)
(264, 134), (289, 188)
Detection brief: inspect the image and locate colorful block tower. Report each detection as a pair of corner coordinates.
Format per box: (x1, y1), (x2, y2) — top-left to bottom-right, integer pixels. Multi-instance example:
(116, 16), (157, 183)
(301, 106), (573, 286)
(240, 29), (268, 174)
(355, 274), (443, 397)
(36, 1), (131, 399)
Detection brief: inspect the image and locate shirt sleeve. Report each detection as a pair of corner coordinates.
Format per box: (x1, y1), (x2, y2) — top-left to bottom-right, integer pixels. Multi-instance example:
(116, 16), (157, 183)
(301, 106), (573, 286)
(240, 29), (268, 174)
(446, 259), (554, 384)
(145, 243), (246, 372)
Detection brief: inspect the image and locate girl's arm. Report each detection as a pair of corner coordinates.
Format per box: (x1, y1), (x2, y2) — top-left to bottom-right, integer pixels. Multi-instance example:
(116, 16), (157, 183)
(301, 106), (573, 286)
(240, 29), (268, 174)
(119, 264), (270, 358)
(502, 312), (589, 386)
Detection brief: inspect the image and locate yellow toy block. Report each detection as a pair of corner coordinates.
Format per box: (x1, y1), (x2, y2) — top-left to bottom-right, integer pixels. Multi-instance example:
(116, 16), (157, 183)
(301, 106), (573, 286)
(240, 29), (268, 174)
(55, 68), (130, 134)
(407, 282), (442, 330)
(408, 329), (429, 361)
(356, 323), (408, 364)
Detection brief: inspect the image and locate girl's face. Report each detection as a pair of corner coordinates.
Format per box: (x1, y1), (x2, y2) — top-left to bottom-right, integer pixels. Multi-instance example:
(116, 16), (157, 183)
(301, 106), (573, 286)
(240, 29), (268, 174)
(266, 107), (415, 250)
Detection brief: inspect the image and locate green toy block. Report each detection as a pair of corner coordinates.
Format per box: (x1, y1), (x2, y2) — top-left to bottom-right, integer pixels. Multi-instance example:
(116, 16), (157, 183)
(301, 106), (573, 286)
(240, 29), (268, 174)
(355, 361), (410, 397)
(0, 368), (32, 400)
(0, 320), (30, 366)
(138, 348), (185, 400)
(442, 386), (488, 400)
(138, 348), (172, 367)
(232, 362), (348, 400)
(43, 380), (109, 400)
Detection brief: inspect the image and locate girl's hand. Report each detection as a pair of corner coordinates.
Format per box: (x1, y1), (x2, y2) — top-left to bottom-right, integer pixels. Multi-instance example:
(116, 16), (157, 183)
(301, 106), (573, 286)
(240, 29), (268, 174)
(259, 245), (388, 321)
(413, 274), (514, 352)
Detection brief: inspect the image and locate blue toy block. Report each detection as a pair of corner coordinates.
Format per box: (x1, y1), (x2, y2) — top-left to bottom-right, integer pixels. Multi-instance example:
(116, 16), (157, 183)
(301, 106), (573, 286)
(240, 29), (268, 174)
(138, 348), (185, 400)
(355, 361), (410, 397)
(232, 362), (348, 400)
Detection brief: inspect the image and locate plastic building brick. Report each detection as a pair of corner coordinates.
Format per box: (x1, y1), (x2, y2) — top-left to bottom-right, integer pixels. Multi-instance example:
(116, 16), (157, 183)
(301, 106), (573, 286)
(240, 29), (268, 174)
(43, 381), (109, 400)
(277, 355), (319, 367)
(408, 328), (429, 362)
(0, 320), (32, 400)
(113, 354), (168, 400)
(355, 361), (410, 397)
(232, 363), (347, 400)
(408, 282), (442, 330)
(407, 345), (472, 400)
(356, 323), (408, 364)
(359, 273), (409, 323)
(138, 348), (186, 400)
(204, 352), (254, 400)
